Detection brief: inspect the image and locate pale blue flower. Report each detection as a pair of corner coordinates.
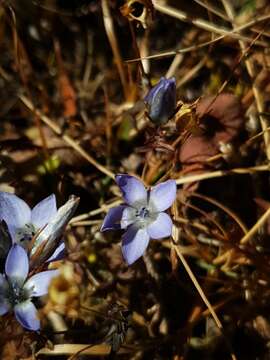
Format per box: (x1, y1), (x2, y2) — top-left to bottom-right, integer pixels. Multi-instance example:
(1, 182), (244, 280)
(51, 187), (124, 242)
(0, 192), (57, 246)
(0, 244), (58, 331)
(144, 77), (176, 125)
(101, 174), (176, 265)
(0, 192), (79, 264)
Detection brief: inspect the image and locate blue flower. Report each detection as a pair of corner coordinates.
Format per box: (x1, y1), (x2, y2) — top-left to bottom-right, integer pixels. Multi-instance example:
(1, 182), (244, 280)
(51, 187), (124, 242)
(0, 192), (57, 246)
(0, 192), (79, 264)
(101, 174), (176, 265)
(144, 77), (176, 125)
(0, 244), (58, 331)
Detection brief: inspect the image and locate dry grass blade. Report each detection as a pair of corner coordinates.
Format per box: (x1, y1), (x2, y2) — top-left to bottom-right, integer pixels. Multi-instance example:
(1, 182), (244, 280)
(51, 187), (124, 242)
(152, 1), (266, 45)
(190, 192), (248, 234)
(177, 56), (207, 87)
(19, 94), (115, 179)
(69, 199), (122, 224)
(101, 0), (129, 100)
(37, 343), (131, 356)
(221, 0), (270, 160)
(193, 0), (230, 21)
(240, 207), (270, 245)
(175, 164), (270, 185)
(127, 13), (270, 62)
(171, 203), (237, 360)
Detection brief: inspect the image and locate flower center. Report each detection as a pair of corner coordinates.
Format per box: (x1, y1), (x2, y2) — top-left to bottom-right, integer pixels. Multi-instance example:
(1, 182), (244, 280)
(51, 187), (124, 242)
(136, 207), (149, 219)
(6, 280), (29, 306)
(15, 223), (37, 245)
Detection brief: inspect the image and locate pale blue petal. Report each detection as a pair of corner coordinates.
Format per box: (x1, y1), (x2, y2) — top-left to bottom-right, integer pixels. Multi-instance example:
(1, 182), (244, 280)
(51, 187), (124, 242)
(24, 270), (59, 297)
(0, 273), (8, 294)
(47, 242), (65, 263)
(149, 180), (176, 212)
(147, 212), (172, 239)
(115, 175), (147, 207)
(31, 194), (57, 229)
(31, 196), (79, 265)
(0, 192), (31, 241)
(0, 274), (10, 315)
(122, 225), (150, 265)
(0, 273), (6, 288)
(5, 244), (29, 282)
(101, 205), (126, 231)
(14, 300), (40, 331)
(0, 298), (10, 315)
(121, 206), (136, 229)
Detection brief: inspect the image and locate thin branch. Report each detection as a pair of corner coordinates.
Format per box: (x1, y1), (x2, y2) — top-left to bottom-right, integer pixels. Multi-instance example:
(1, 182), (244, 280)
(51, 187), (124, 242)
(171, 202), (237, 360)
(193, 0), (230, 21)
(101, 0), (129, 100)
(240, 207), (270, 245)
(221, 0), (270, 160)
(175, 164), (270, 185)
(19, 95), (115, 179)
(152, 1), (266, 46)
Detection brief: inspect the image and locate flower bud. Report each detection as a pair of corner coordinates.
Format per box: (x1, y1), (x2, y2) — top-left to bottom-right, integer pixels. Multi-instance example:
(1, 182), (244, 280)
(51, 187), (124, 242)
(144, 77), (176, 125)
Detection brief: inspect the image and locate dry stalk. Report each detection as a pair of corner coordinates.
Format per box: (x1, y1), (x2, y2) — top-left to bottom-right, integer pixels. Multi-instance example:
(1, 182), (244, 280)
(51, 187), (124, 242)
(69, 199), (122, 224)
(152, 1), (266, 45)
(19, 95), (115, 179)
(37, 343), (130, 357)
(240, 207), (270, 245)
(127, 11), (270, 63)
(221, 0), (270, 160)
(171, 202), (237, 360)
(194, 0), (230, 21)
(101, 0), (129, 100)
(175, 164), (270, 185)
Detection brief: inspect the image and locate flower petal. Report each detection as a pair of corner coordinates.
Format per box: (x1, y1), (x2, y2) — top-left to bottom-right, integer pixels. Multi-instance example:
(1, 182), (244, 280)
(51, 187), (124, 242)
(0, 273), (5, 287)
(5, 244), (29, 282)
(121, 206), (136, 229)
(100, 205), (126, 231)
(24, 270), (59, 297)
(115, 174), (147, 207)
(31, 195), (79, 265)
(0, 274), (10, 315)
(47, 242), (65, 263)
(0, 192), (31, 241)
(122, 225), (150, 265)
(31, 194), (57, 229)
(14, 300), (40, 331)
(0, 298), (10, 315)
(147, 212), (172, 239)
(149, 180), (176, 212)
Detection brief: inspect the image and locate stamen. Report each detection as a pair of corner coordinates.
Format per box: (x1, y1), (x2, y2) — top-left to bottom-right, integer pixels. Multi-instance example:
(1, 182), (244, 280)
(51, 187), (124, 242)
(136, 207), (149, 219)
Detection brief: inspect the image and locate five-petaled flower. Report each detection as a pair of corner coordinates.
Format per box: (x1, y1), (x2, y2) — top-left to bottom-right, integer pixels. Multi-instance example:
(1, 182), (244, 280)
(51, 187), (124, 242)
(144, 77), (176, 125)
(0, 192), (57, 245)
(0, 192), (79, 264)
(101, 174), (176, 265)
(0, 244), (58, 331)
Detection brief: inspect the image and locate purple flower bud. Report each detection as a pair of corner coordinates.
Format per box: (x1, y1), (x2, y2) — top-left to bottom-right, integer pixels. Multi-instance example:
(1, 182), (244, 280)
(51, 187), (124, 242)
(144, 77), (176, 125)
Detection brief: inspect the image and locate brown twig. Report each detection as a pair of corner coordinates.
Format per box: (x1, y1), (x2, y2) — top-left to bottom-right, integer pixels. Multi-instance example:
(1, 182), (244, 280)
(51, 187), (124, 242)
(101, 0), (129, 100)
(19, 95), (115, 179)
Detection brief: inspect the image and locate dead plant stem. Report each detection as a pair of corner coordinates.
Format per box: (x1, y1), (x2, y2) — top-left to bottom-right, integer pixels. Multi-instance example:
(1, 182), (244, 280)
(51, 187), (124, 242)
(222, 0), (270, 160)
(19, 95), (115, 179)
